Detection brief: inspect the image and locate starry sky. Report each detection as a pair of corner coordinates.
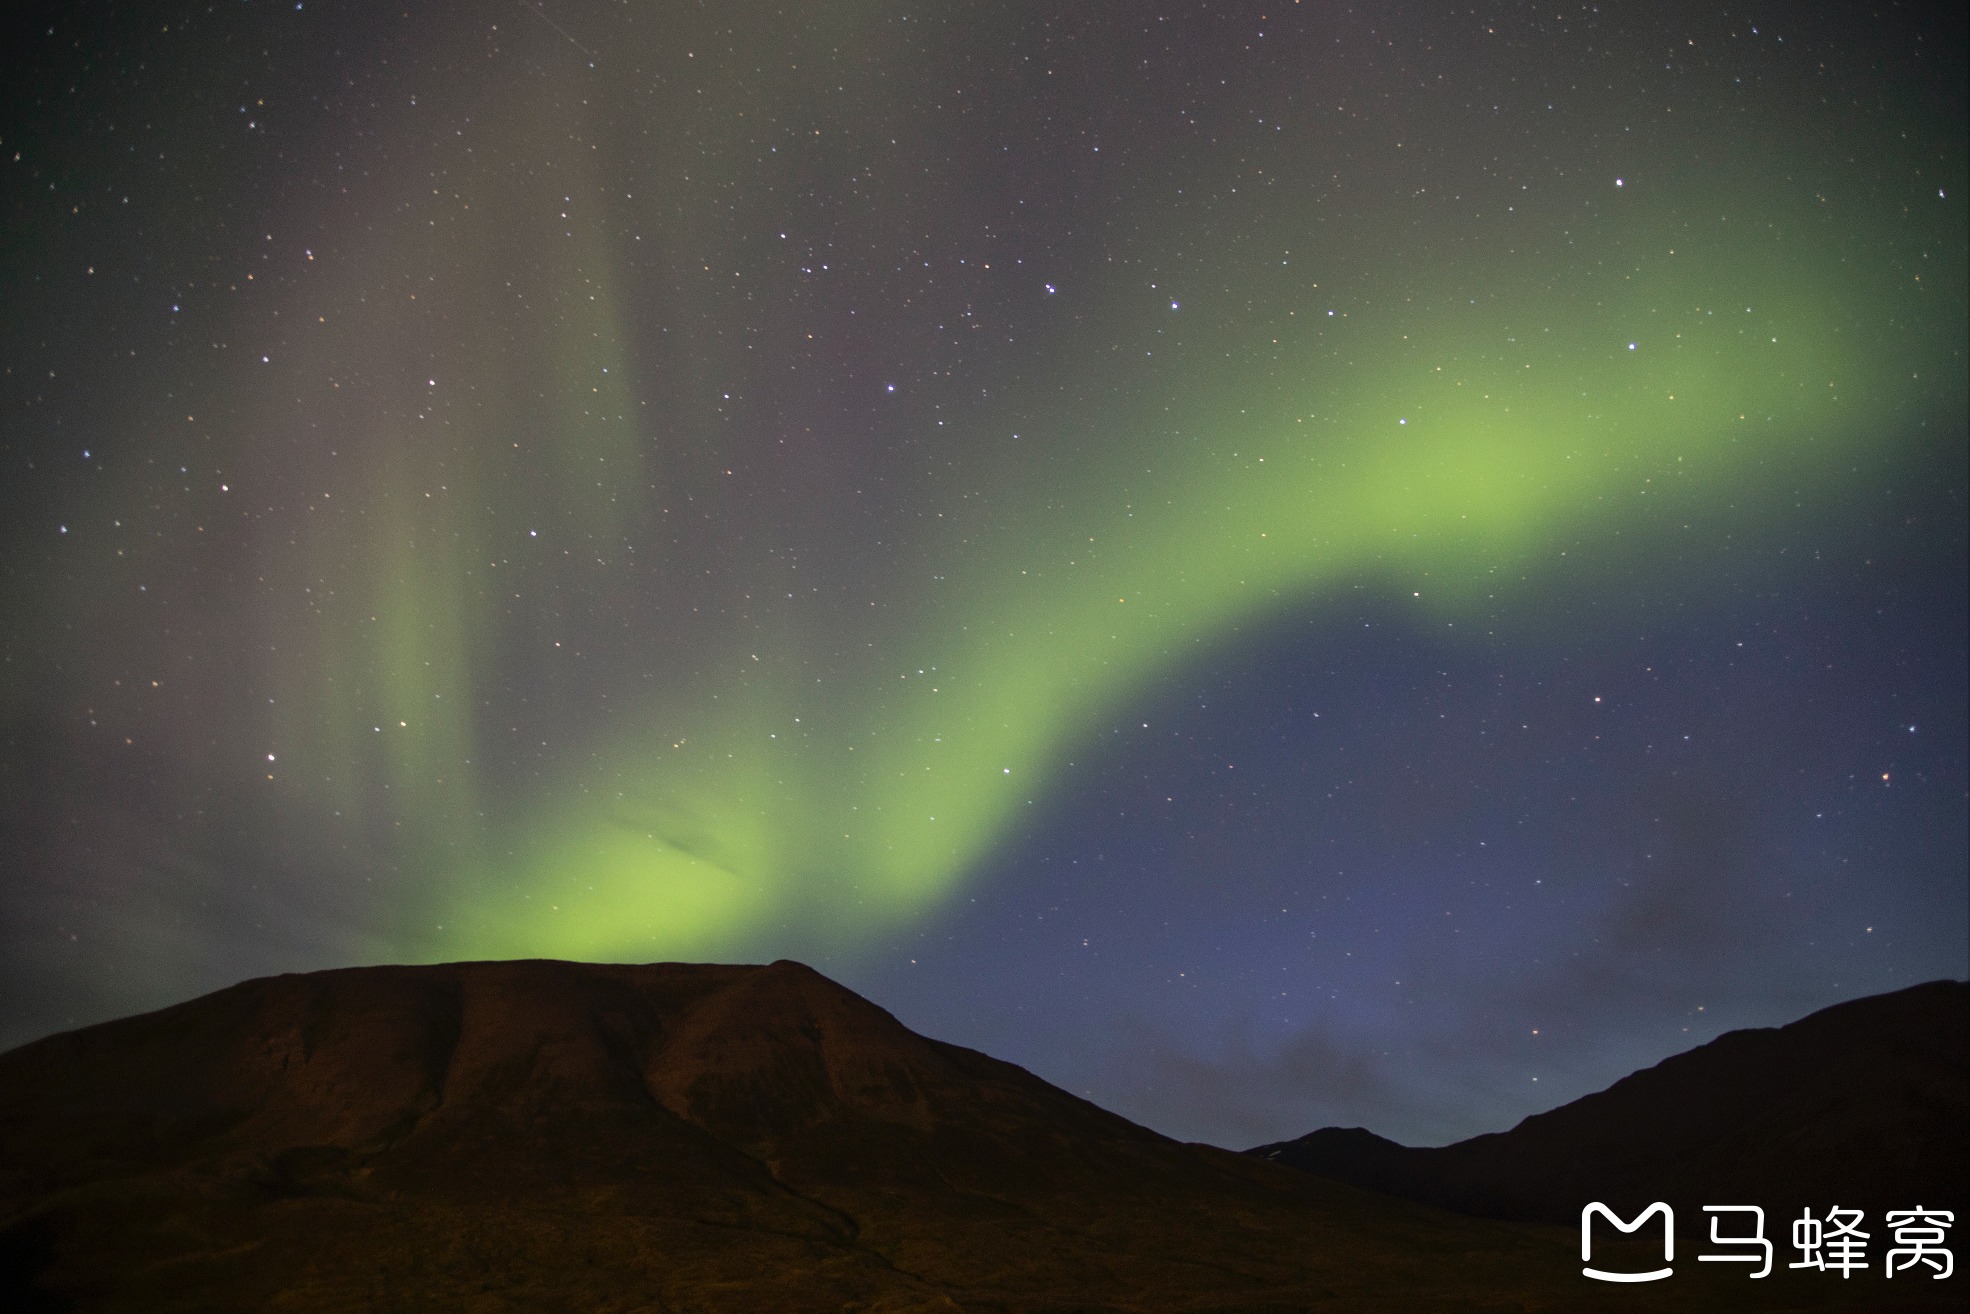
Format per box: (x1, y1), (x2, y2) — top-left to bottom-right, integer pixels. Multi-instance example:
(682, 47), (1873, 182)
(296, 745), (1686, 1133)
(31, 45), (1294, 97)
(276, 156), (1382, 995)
(1, 0), (1964, 1149)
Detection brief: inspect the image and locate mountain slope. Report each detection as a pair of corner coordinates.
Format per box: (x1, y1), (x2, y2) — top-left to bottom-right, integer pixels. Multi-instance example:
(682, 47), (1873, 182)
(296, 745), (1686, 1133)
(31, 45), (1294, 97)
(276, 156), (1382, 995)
(1, 959), (1955, 1311)
(1251, 979), (1969, 1228)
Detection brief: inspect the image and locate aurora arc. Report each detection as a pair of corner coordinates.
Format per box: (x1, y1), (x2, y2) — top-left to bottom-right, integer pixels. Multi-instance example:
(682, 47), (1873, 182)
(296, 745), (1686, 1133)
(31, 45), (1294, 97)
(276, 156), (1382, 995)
(24, 10), (1955, 972)
(422, 178), (1953, 963)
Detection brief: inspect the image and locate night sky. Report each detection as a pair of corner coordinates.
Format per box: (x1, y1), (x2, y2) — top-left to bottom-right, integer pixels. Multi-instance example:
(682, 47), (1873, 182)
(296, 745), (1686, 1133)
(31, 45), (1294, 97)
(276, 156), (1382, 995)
(2, 0), (1964, 1150)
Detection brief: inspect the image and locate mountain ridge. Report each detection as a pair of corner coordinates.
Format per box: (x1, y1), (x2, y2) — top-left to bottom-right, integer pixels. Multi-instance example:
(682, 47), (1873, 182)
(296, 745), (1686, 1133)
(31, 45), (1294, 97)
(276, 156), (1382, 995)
(1249, 978), (1969, 1227)
(2, 959), (1957, 1311)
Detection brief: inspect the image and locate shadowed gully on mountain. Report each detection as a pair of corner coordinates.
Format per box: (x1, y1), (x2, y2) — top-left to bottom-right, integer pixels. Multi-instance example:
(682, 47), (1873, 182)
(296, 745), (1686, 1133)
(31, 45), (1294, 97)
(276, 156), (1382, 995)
(0, 960), (1958, 1311)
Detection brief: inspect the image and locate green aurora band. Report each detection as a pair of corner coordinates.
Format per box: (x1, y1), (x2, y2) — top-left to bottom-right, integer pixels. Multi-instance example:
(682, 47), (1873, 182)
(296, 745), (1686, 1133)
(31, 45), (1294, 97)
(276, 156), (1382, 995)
(23, 15), (1964, 968)
(444, 176), (1955, 961)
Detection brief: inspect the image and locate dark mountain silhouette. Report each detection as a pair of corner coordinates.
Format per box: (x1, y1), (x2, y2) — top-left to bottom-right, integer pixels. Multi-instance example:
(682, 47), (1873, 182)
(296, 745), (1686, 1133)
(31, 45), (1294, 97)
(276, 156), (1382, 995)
(1251, 980), (1969, 1230)
(0, 960), (1956, 1311)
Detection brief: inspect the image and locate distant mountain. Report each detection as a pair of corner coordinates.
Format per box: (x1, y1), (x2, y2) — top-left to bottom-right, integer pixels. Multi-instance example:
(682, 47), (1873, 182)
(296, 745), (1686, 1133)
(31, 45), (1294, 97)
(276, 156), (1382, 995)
(1251, 980), (1969, 1228)
(1, 960), (1954, 1311)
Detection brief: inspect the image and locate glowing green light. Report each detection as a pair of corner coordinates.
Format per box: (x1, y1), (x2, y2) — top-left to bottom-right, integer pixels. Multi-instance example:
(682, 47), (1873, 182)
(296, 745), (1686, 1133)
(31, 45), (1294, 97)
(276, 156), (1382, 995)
(432, 170), (1960, 961)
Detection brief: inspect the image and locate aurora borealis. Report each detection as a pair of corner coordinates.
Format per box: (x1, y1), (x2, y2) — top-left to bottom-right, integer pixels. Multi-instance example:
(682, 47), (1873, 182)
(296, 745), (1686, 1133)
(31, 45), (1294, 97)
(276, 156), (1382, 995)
(2, 0), (1964, 1146)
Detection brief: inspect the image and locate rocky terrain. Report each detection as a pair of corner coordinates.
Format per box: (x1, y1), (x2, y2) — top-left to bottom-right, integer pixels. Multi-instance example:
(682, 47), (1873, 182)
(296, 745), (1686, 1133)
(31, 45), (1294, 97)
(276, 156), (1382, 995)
(1, 959), (1958, 1311)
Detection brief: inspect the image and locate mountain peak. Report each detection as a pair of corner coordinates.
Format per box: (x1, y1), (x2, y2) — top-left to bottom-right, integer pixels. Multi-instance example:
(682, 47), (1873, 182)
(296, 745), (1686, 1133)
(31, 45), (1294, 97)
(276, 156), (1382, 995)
(5, 963), (1959, 1310)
